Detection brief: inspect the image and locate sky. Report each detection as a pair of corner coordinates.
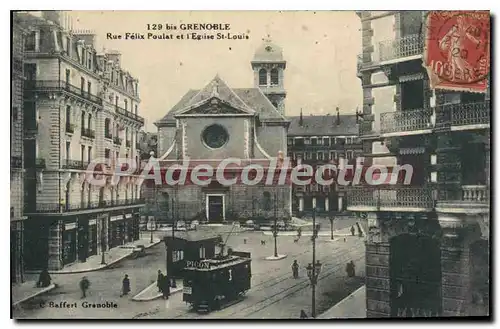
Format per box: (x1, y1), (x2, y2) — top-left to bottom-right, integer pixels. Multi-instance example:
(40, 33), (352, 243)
(67, 11), (363, 131)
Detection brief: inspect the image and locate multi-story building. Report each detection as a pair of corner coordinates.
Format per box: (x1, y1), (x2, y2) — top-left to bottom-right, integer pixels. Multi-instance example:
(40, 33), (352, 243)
(11, 14), (26, 283)
(17, 11), (146, 271)
(348, 11), (490, 317)
(287, 109), (362, 215)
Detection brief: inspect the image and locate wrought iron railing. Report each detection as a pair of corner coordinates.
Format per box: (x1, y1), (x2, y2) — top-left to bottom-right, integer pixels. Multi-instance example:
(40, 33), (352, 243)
(115, 105), (145, 125)
(11, 156), (22, 168)
(81, 128), (96, 139)
(33, 198), (146, 213)
(435, 101), (490, 128)
(25, 80), (103, 106)
(346, 186), (434, 210)
(35, 158), (45, 169)
(380, 108), (433, 134)
(379, 34), (423, 62)
(113, 136), (123, 145)
(63, 159), (85, 170)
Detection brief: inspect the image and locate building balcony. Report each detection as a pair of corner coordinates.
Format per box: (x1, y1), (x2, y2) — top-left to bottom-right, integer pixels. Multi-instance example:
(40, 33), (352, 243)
(62, 159), (86, 170)
(35, 158), (46, 169)
(346, 186), (434, 212)
(435, 101), (490, 130)
(436, 184), (489, 214)
(81, 128), (96, 139)
(11, 156), (22, 169)
(115, 105), (145, 125)
(379, 101), (490, 137)
(25, 80), (103, 106)
(30, 198), (147, 214)
(113, 136), (123, 146)
(380, 108), (433, 136)
(378, 34), (423, 63)
(126, 140), (131, 148)
(65, 123), (75, 134)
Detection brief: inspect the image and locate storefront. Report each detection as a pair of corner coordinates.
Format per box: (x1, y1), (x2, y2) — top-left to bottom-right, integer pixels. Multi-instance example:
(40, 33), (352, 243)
(109, 215), (125, 248)
(62, 221), (77, 265)
(77, 217), (89, 262)
(133, 213), (140, 241)
(125, 213), (134, 243)
(88, 218), (98, 256)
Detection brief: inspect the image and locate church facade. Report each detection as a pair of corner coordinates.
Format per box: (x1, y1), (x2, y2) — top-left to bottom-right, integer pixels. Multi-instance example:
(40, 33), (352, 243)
(151, 41), (292, 223)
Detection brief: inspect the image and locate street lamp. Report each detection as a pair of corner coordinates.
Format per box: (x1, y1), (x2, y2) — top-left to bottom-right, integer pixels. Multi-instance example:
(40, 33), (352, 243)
(329, 216), (335, 240)
(307, 206), (322, 318)
(306, 260), (323, 318)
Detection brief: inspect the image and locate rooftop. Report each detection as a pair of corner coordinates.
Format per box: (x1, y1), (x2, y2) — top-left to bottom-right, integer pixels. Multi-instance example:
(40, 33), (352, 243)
(287, 114), (359, 136)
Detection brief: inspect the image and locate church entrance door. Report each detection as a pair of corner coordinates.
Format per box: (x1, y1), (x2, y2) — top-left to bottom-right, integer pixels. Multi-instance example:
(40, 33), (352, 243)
(207, 195), (225, 222)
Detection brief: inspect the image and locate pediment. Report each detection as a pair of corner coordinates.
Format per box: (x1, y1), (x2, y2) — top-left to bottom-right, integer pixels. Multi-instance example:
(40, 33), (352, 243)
(175, 97), (254, 116)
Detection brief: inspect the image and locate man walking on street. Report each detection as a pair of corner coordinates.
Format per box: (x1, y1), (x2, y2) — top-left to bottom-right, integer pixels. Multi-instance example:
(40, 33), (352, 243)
(79, 276), (90, 299)
(121, 274), (131, 297)
(292, 260), (299, 279)
(351, 225), (356, 236)
(161, 276), (171, 300)
(157, 270), (164, 293)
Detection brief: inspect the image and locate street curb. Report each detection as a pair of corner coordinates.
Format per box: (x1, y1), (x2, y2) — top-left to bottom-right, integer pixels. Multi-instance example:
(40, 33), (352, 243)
(12, 283), (57, 307)
(132, 282), (183, 302)
(28, 240), (163, 275)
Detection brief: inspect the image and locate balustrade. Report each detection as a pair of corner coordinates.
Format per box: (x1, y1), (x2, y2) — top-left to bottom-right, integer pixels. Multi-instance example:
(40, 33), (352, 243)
(379, 34), (423, 62)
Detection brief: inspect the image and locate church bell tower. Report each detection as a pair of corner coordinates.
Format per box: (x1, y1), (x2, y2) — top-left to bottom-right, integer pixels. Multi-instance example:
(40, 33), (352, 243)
(251, 39), (287, 115)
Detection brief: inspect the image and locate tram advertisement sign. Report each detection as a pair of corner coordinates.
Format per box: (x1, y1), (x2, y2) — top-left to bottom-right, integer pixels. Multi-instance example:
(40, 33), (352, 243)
(186, 260), (211, 269)
(423, 11), (490, 93)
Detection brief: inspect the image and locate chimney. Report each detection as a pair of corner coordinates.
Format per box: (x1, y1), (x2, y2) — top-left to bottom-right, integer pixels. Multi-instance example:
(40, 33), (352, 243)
(106, 50), (122, 67)
(73, 29), (97, 48)
(336, 107), (340, 125)
(42, 11), (61, 26)
(299, 108), (303, 126)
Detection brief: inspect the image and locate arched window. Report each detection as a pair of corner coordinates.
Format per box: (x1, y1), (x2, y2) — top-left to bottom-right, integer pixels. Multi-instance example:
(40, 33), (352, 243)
(259, 68), (267, 86)
(263, 191), (271, 211)
(270, 68), (279, 85)
(104, 118), (110, 137)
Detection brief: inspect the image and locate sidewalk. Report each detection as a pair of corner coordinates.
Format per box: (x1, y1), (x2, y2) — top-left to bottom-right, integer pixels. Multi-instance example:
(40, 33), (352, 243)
(45, 232), (165, 274)
(317, 285), (366, 319)
(132, 281), (184, 301)
(11, 283), (57, 307)
(13, 231), (166, 306)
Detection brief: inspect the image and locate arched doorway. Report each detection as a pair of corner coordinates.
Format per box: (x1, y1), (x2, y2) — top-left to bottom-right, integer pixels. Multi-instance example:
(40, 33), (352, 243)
(390, 234), (441, 317)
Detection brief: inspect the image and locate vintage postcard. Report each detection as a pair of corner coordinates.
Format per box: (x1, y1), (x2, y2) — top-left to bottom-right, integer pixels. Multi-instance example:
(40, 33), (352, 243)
(10, 10), (490, 319)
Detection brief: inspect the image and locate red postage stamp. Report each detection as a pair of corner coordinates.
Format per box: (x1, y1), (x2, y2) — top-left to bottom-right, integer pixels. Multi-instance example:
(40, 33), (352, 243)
(423, 11), (490, 93)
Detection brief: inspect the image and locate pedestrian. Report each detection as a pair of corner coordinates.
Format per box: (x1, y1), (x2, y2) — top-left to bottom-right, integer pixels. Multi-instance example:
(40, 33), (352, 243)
(37, 268), (51, 288)
(161, 276), (171, 299)
(300, 310), (308, 318)
(351, 226), (356, 236)
(346, 260), (356, 277)
(292, 260), (299, 279)
(121, 274), (131, 297)
(79, 276), (90, 299)
(157, 270), (164, 293)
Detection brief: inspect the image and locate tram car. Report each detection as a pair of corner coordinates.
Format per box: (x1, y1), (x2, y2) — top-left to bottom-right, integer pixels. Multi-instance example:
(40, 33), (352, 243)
(182, 251), (251, 313)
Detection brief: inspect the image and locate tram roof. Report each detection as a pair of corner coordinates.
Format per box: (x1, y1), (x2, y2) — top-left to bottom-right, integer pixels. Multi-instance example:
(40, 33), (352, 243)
(163, 230), (222, 242)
